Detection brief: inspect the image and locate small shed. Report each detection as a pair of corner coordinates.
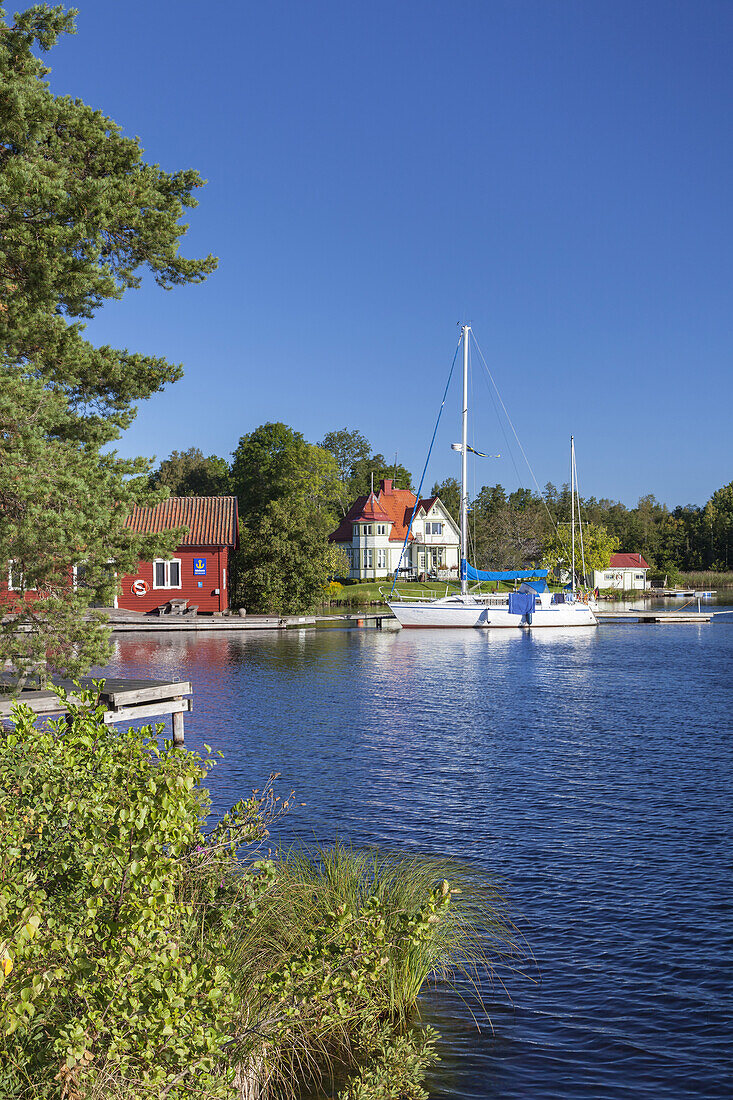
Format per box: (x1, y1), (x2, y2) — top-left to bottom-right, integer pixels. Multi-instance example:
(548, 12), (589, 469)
(594, 552), (650, 591)
(119, 496), (239, 614)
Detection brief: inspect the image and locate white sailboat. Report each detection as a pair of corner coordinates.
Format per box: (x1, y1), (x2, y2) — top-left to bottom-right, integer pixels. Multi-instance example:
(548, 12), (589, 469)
(388, 325), (598, 629)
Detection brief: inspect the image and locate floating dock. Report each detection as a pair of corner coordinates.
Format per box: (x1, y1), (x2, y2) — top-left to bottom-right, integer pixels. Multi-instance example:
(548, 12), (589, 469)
(595, 609), (714, 624)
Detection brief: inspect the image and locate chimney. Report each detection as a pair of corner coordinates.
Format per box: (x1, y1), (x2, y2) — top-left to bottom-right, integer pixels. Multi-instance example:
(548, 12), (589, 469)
(380, 478), (393, 495)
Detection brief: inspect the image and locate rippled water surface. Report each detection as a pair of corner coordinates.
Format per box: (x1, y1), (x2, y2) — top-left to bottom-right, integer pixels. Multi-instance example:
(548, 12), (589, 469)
(103, 612), (733, 1099)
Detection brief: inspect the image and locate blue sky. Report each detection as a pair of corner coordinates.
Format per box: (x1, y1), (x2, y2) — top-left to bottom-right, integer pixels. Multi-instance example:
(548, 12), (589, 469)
(44, 0), (731, 507)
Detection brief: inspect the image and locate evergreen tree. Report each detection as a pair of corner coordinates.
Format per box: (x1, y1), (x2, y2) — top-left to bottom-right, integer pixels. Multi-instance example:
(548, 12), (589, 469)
(0, 6), (216, 681)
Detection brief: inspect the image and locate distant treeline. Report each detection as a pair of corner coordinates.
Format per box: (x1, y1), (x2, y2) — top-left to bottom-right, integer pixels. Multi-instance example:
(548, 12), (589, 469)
(148, 431), (732, 584)
(431, 477), (733, 576)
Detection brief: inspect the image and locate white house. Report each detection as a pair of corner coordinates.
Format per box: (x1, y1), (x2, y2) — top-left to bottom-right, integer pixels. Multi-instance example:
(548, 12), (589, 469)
(329, 478), (461, 580)
(593, 552), (650, 591)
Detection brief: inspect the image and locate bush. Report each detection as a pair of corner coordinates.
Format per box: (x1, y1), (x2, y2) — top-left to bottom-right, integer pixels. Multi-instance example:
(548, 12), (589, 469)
(0, 686), (239, 1099)
(1, 690), (523, 1100)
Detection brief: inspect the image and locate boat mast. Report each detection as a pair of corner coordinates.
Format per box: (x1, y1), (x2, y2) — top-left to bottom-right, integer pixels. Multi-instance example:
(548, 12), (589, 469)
(460, 324), (470, 595)
(570, 434), (576, 596)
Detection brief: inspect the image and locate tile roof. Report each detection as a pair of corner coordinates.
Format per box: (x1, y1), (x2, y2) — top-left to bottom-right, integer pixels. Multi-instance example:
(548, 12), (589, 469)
(124, 496), (239, 547)
(355, 492), (391, 522)
(329, 482), (446, 544)
(609, 552), (649, 569)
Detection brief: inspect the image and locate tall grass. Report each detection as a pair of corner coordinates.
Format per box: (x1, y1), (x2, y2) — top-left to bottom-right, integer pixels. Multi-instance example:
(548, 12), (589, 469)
(677, 571), (733, 588)
(213, 843), (525, 1097)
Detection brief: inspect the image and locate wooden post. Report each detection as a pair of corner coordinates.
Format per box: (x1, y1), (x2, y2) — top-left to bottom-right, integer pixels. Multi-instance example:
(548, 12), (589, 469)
(172, 705), (185, 746)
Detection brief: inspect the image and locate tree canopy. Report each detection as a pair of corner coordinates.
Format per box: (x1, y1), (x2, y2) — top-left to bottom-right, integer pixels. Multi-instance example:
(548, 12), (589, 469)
(320, 428), (412, 513)
(151, 448), (231, 497)
(0, 5), (216, 679)
(230, 423), (345, 613)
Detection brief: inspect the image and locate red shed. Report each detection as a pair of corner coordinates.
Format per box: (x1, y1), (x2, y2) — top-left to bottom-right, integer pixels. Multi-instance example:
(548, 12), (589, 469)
(119, 496), (239, 614)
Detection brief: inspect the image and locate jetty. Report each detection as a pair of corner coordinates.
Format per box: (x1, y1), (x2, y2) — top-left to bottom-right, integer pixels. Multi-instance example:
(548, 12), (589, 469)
(102, 608), (393, 632)
(0, 674), (193, 744)
(594, 608), (714, 624)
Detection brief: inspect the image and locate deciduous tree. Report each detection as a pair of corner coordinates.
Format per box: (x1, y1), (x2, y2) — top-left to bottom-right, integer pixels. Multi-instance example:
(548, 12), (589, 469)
(151, 448), (231, 497)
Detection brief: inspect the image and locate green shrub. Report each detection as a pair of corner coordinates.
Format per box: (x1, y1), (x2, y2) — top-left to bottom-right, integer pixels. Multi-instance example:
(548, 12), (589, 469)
(1, 691), (523, 1100)
(0, 686), (240, 1099)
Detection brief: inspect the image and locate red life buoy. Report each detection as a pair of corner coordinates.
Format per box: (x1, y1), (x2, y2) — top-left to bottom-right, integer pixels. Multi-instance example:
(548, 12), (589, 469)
(131, 579), (149, 597)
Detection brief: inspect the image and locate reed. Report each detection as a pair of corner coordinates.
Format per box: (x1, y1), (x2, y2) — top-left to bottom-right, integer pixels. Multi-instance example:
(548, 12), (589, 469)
(217, 843), (525, 1097)
(677, 571), (733, 588)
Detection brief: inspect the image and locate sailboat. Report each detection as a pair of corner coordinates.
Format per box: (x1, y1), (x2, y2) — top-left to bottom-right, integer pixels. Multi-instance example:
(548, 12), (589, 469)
(387, 325), (598, 629)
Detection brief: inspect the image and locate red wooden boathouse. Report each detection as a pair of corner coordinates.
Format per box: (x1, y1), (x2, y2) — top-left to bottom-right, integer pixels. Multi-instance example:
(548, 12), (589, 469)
(119, 496), (239, 614)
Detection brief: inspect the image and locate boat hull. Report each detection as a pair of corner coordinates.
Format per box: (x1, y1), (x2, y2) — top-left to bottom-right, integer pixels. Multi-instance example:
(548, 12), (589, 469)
(388, 601), (598, 628)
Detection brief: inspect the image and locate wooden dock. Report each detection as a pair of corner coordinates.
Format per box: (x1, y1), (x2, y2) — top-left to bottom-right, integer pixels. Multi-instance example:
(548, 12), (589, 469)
(0, 675), (193, 744)
(103, 609), (395, 632)
(595, 609), (714, 624)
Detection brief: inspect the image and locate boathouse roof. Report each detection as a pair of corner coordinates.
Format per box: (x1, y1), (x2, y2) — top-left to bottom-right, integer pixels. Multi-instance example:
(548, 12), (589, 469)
(609, 552), (649, 569)
(124, 496), (239, 547)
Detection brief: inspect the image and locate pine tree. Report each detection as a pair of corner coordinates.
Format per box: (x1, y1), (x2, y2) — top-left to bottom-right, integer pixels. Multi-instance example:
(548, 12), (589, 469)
(0, 6), (216, 682)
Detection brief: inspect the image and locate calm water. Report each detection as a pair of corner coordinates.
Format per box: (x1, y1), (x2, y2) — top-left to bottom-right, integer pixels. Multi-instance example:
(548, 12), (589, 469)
(101, 608), (733, 1099)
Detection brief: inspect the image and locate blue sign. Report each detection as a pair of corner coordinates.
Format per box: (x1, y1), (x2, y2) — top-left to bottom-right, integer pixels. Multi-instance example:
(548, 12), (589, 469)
(193, 558), (207, 576)
(197, 581), (203, 588)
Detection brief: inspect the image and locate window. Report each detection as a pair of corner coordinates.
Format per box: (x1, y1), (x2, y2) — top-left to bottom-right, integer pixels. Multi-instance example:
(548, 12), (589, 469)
(376, 524), (388, 535)
(363, 525), (372, 535)
(7, 563), (32, 591)
(364, 549), (373, 569)
(425, 522), (443, 535)
(153, 559), (181, 589)
(377, 549), (387, 568)
(222, 567), (227, 589)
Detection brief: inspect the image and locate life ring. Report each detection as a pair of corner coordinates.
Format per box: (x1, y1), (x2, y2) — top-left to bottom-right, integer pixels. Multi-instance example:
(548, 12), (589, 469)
(615, 572), (622, 582)
(131, 578), (149, 597)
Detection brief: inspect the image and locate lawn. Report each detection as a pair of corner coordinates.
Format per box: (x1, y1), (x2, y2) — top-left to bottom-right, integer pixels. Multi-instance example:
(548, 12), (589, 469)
(323, 579), (533, 606)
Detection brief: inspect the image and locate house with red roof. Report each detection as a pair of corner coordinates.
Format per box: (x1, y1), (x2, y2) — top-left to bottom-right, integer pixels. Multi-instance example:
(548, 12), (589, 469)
(2, 496), (240, 615)
(329, 478), (460, 580)
(593, 552), (650, 591)
(118, 496), (239, 613)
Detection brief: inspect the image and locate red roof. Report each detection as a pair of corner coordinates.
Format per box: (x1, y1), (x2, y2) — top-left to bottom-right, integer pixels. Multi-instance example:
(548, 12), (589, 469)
(329, 481), (445, 544)
(354, 491), (391, 522)
(609, 552), (649, 569)
(124, 496), (239, 547)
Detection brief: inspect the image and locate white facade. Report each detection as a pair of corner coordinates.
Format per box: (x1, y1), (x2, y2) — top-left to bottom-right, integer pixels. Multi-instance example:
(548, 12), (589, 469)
(344, 500), (460, 580)
(593, 563), (649, 591)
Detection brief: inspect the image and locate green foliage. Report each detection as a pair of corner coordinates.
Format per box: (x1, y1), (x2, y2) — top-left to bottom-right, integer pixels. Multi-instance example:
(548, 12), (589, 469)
(151, 449), (231, 497)
(235, 497), (346, 614)
(0, 686), (237, 1098)
(541, 521), (619, 579)
(223, 843), (521, 1100)
(321, 429), (413, 513)
(349, 453), (413, 499)
(231, 423), (340, 525)
(0, 5), (215, 680)
(231, 423), (345, 613)
(338, 1021), (439, 1100)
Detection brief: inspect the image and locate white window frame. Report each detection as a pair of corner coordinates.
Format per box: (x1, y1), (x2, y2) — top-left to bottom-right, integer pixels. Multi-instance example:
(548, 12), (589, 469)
(376, 523), (387, 535)
(7, 562), (31, 592)
(152, 558), (182, 590)
(363, 524), (372, 535)
(364, 549), (373, 569)
(377, 549), (387, 569)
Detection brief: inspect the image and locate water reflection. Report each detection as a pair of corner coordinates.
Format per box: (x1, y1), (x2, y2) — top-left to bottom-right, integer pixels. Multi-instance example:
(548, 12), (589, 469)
(99, 621), (733, 1100)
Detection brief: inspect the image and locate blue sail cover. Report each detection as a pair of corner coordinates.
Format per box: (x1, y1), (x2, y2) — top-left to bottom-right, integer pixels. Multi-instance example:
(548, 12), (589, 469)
(462, 559), (549, 583)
